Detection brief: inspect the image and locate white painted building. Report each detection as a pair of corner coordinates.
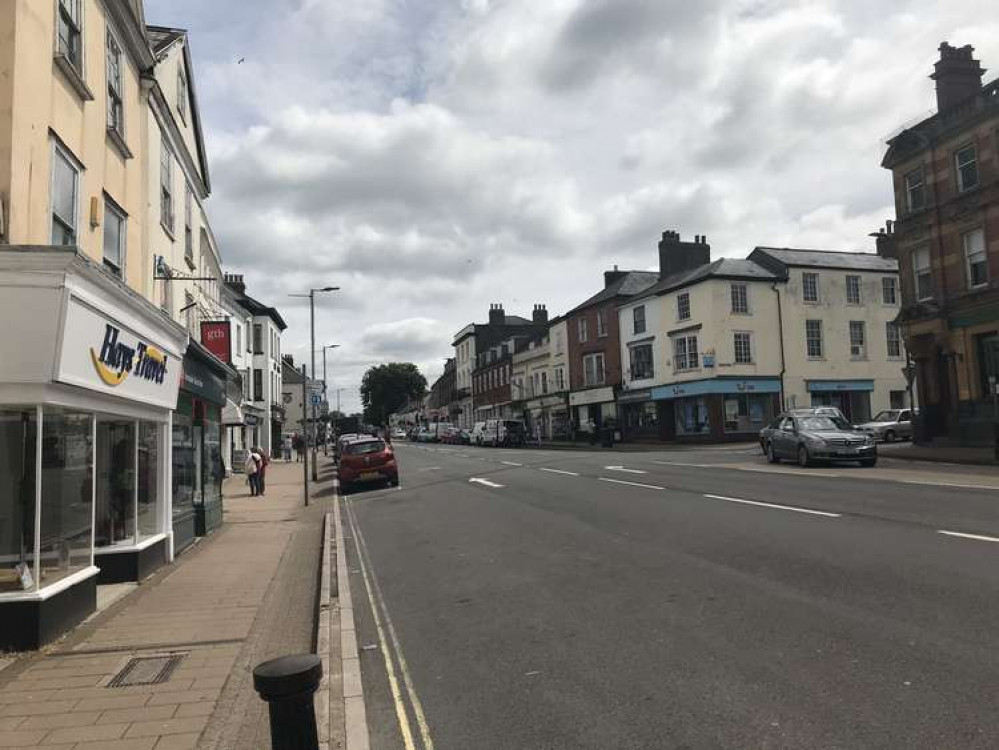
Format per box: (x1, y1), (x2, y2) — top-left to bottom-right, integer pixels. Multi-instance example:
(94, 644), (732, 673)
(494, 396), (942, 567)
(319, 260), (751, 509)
(453, 324), (476, 429)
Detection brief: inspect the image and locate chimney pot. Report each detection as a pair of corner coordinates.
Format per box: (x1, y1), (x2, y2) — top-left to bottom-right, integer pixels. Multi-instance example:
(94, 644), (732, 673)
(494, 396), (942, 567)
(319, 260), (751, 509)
(931, 41), (985, 112)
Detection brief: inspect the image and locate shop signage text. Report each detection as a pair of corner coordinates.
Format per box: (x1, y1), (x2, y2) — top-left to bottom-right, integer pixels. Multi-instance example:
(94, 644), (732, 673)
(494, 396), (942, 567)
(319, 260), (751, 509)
(91, 324), (169, 387)
(200, 321), (231, 364)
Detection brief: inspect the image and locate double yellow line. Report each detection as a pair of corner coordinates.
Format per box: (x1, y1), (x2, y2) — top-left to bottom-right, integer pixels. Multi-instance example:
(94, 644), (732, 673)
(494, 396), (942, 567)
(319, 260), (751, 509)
(344, 496), (436, 750)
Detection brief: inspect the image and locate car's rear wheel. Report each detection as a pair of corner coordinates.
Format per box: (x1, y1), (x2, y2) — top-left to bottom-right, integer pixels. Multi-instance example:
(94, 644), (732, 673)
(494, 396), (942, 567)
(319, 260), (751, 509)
(387, 475), (399, 487)
(797, 445), (810, 468)
(766, 442), (780, 464)
(883, 430), (896, 443)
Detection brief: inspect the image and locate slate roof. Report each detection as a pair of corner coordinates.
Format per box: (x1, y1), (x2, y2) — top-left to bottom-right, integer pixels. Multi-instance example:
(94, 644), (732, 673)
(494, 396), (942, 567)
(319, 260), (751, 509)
(566, 271), (659, 315)
(628, 259), (776, 304)
(750, 247), (898, 272)
(147, 26), (184, 56)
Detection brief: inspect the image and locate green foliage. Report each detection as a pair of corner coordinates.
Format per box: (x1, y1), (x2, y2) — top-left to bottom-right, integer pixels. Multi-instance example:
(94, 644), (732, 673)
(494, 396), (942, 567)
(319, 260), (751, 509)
(360, 363), (427, 426)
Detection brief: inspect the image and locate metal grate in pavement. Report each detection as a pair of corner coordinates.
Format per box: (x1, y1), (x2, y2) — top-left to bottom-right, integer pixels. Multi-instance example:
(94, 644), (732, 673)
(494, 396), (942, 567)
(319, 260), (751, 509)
(107, 653), (185, 687)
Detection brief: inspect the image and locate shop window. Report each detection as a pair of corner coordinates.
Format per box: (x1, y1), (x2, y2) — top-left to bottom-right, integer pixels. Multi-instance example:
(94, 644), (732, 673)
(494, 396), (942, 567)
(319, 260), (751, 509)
(904, 167), (925, 213)
(731, 283), (749, 314)
(39, 409), (93, 587)
(137, 422), (159, 538)
(846, 275), (862, 305)
(802, 272), (819, 303)
(95, 420), (135, 547)
(0, 410), (37, 592)
(882, 277), (897, 305)
(890, 390), (906, 409)
(724, 394), (774, 432)
(629, 344), (654, 380)
(171, 399), (195, 534)
(675, 398), (710, 435)
(633, 305), (646, 334)
(963, 228), (988, 289)
(677, 293), (691, 321)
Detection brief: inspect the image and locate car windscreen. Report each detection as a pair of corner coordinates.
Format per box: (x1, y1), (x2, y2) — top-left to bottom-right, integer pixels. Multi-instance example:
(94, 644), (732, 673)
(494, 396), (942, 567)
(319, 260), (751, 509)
(872, 410), (899, 422)
(345, 440), (385, 455)
(798, 416), (838, 432)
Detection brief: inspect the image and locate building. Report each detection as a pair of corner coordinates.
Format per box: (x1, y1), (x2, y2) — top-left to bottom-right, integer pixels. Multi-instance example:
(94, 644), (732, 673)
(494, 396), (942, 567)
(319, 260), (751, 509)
(510, 323), (570, 439)
(0, 0), (195, 649)
(881, 42), (999, 444)
(615, 240), (908, 442)
(565, 263), (661, 437)
(218, 281), (262, 474)
(224, 275), (287, 454)
(453, 326), (476, 429)
(427, 359), (457, 423)
(281, 357), (321, 445)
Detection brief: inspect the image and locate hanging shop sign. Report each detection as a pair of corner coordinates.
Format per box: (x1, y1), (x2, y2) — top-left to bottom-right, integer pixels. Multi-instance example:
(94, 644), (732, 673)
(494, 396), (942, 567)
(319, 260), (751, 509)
(56, 296), (182, 409)
(200, 320), (232, 364)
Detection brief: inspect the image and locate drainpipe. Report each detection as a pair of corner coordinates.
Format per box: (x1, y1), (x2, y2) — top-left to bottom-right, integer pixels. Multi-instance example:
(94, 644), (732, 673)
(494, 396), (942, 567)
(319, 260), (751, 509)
(772, 282), (787, 410)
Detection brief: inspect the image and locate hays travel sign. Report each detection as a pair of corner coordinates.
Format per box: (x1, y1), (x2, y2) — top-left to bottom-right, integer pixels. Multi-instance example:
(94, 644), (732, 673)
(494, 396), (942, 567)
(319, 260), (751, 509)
(57, 297), (182, 410)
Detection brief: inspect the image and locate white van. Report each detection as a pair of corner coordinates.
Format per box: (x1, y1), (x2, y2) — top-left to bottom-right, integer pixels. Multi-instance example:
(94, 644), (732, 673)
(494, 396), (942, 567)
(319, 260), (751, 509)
(470, 422), (488, 446)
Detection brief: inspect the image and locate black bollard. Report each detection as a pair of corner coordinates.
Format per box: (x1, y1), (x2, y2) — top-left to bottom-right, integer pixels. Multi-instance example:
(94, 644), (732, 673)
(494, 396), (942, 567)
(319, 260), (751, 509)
(253, 654), (322, 750)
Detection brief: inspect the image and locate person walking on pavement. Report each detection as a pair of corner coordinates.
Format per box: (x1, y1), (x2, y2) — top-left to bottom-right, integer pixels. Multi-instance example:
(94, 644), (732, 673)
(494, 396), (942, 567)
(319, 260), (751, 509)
(244, 449), (261, 496)
(254, 446), (270, 495)
(294, 434), (306, 462)
(282, 434), (293, 461)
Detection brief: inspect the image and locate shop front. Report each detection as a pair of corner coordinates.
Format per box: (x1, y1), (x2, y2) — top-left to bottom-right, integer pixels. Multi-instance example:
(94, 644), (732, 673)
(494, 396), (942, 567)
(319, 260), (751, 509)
(522, 395), (566, 439)
(652, 377), (780, 442)
(807, 380), (873, 424)
(618, 389), (657, 440)
(568, 386), (616, 438)
(173, 343), (228, 552)
(0, 248), (187, 650)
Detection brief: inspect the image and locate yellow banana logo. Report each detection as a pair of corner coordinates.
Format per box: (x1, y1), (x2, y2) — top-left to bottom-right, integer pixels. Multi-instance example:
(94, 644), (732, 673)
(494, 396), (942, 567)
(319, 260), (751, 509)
(91, 348), (129, 386)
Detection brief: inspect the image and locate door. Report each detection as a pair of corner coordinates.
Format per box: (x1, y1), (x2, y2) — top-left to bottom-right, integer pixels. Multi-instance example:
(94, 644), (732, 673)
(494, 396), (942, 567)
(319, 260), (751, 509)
(775, 417), (796, 458)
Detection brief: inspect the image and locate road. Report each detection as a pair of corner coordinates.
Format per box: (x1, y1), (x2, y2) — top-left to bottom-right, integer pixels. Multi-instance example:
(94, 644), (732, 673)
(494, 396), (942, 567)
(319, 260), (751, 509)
(341, 442), (999, 750)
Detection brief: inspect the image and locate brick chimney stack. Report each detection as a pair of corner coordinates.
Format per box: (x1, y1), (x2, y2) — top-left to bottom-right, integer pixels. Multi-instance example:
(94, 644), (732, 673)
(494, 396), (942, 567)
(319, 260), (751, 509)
(532, 304), (548, 325)
(658, 230), (710, 279)
(931, 42), (985, 112)
(488, 303), (505, 326)
(223, 273), (246, 295)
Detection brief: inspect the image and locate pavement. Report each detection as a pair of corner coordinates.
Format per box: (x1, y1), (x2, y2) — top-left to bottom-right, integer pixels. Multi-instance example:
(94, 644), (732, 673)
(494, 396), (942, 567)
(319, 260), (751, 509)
(0, 460), (337, 750)
(344, 441), (999, 750)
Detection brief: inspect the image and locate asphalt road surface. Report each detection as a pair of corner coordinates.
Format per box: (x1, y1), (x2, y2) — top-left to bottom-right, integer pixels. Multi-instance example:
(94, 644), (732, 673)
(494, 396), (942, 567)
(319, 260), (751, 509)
(341, 442), (999, 750)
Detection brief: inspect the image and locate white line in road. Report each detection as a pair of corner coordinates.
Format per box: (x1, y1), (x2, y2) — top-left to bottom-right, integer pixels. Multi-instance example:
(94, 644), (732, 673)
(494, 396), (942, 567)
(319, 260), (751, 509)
(599, 477), (666, 490)
(938, 529), (999, 544)
(469, 477), (505, 488)
(604, 465), (648, 474)
(456, 454), (471, 458)
(703, 494), (841, 518)
(501, 461), (523, 467)
(906, 480), (999, 491)
(652, 460), (712, 468)
(539, 468), (579, 476)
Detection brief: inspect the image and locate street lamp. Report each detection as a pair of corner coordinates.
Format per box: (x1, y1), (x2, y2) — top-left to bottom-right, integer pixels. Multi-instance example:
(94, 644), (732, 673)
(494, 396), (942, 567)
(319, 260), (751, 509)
(321, 344), (339, 454)
(290, 286), (339, 481)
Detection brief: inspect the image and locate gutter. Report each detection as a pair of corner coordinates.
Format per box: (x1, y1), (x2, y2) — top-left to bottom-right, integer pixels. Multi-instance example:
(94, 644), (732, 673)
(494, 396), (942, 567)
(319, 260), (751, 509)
(772, 282), (787, 409)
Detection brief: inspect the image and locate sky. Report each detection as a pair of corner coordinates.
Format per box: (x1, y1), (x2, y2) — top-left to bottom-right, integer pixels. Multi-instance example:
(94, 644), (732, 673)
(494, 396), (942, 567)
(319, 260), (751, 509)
(144, 0), (999, 415)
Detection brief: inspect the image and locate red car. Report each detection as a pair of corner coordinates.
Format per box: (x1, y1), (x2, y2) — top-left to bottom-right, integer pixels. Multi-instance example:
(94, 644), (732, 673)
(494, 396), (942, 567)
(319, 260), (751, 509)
(339, 437), (399, 491)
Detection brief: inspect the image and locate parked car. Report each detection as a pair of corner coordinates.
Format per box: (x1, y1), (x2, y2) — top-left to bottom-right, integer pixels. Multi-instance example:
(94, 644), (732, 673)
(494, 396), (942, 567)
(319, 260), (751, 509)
(858, 409), (915, 442)
(339, 437), (399, 491)
(759, 408), (856, 453)
(470, 422), (488, 446)
(762, 413), (877, 467)
(391, 427), (408, 440)
(481, 419), (527, 447)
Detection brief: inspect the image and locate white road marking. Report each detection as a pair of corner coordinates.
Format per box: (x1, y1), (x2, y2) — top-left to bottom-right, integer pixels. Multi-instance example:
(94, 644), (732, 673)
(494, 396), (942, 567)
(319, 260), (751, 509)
(604, 465), (648, 474)
(539, 468), (579, 476)
(501, 461), (523, 467)
(456, 454), (471, 458)
(906, 480), (998, 491)
(652, 460), (712, 468)
(938, 530), (999, 544)
(346, 500), (436, 750)
(469, 477), (505, 488)
(702, 494), (841, 518)
(599, 477), (666, 490)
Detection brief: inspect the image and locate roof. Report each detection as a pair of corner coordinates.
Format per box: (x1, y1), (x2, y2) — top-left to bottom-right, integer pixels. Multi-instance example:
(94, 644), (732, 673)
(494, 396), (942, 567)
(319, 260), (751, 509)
(628, 259), (776, 304)
(146, 26), (184, 55)
(750, 247), (898, 273)
(566, 271), (659, 315)
(234, 292), (288, 330)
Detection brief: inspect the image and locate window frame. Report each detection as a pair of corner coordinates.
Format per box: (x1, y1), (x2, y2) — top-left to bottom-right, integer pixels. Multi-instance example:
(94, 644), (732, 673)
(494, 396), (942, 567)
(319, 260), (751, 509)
(577, 317), (588, 343)
(846, 275), (862, 305)
(802, 272), (819, 303)
(676, 292), (691, 321)
(673, 334), (699, 372)
(913, 246), (932, 301)
(886, 322), (902, 359)
(105, 26), (125, 138)
(962, 227), (988, 290)
(159, 139), (175, 236)
(184, 184), (194, 265)
(56, 0), (83, 73)
(903, 167), (926, 213)
(849, 320), (866, 360)
(583, 352), (606, 386)
(633, 305), (646, 335)
(733, 331), (752, 364)
(102, 194), (127, 277)
(731, 283), (749, 314)
(805, 319), (823, 359)
(882, 276), (898, 305)
(629, 343), (654, 381)
(955, 144), (979, 193)
(596, 308), (608, 338)
(177, 65), (188, 123)
(50, 139), (81, 246)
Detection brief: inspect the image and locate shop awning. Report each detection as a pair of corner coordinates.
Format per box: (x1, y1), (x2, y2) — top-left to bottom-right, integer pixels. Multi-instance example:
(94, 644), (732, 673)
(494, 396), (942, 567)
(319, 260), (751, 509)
(806, 379), (874, 393)
(222, 398), (244, 425)
(652, 377), (781, 400)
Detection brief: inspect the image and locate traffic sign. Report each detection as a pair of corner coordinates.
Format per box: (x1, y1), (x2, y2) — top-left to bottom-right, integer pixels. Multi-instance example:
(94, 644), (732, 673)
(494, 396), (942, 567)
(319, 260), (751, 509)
(311, 393), (322, 406)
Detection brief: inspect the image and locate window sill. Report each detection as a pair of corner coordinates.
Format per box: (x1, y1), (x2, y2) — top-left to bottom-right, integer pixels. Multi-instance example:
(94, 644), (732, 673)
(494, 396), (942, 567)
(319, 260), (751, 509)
(106, 127), (133, 160)
(53, 54), (94, 101)
(184, 254), (196, 271)
(803, 300), (820, 305)
(161, 221), (176, 241)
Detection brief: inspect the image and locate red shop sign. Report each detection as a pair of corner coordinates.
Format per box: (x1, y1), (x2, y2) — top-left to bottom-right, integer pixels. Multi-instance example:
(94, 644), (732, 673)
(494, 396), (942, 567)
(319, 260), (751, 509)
(200, 320), (231, 364)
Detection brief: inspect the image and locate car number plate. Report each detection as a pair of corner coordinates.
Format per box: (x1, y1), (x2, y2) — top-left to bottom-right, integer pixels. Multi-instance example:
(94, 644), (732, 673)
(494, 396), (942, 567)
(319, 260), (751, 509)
(835, 449), (857, 456)
(360, 471), (380, 481)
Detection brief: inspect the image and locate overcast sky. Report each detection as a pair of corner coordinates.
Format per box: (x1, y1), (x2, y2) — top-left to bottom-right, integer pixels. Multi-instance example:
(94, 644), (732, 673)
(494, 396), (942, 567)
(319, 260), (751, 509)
(144, 0), (998, 415)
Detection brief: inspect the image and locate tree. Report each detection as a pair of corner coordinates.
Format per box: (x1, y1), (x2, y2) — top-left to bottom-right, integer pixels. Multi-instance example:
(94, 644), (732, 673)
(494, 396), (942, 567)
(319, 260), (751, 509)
(360, 363), (427, 426)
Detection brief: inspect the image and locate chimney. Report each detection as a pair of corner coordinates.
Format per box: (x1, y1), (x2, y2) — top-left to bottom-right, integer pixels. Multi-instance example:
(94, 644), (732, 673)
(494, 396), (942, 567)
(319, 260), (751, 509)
(872, 220), (898, 259)
(931, 42), (985, 112)
(532, 304), (548, 325)
(224, 273), (246, 295)
(488, 303), (505, 326)
(658, 229), (711, 279)
(604, 264), (627, 288)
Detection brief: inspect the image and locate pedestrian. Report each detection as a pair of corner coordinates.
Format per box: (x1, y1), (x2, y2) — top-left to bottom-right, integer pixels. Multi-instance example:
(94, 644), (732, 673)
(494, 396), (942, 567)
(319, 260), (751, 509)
(244, 449), (260, 496)
(282, 435), (293, 461)
(295, 434), (306, 463)
(254, 446), (270, 495)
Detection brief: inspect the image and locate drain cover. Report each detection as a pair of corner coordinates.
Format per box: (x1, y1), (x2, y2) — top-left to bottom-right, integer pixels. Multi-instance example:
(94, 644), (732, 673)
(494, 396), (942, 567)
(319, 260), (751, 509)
(108, 654), (184, 688)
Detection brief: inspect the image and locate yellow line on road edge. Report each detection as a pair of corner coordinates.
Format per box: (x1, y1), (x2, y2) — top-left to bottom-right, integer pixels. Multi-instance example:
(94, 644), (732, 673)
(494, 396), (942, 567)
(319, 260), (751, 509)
(343, 496), (418, 750)
(347, 498), (437, 750)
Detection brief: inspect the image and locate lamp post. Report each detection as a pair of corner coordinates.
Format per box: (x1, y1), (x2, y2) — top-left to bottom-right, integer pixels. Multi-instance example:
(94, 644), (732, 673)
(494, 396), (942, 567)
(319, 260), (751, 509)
(290, 286), (339, 482)
(321, 344), (339, 455)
